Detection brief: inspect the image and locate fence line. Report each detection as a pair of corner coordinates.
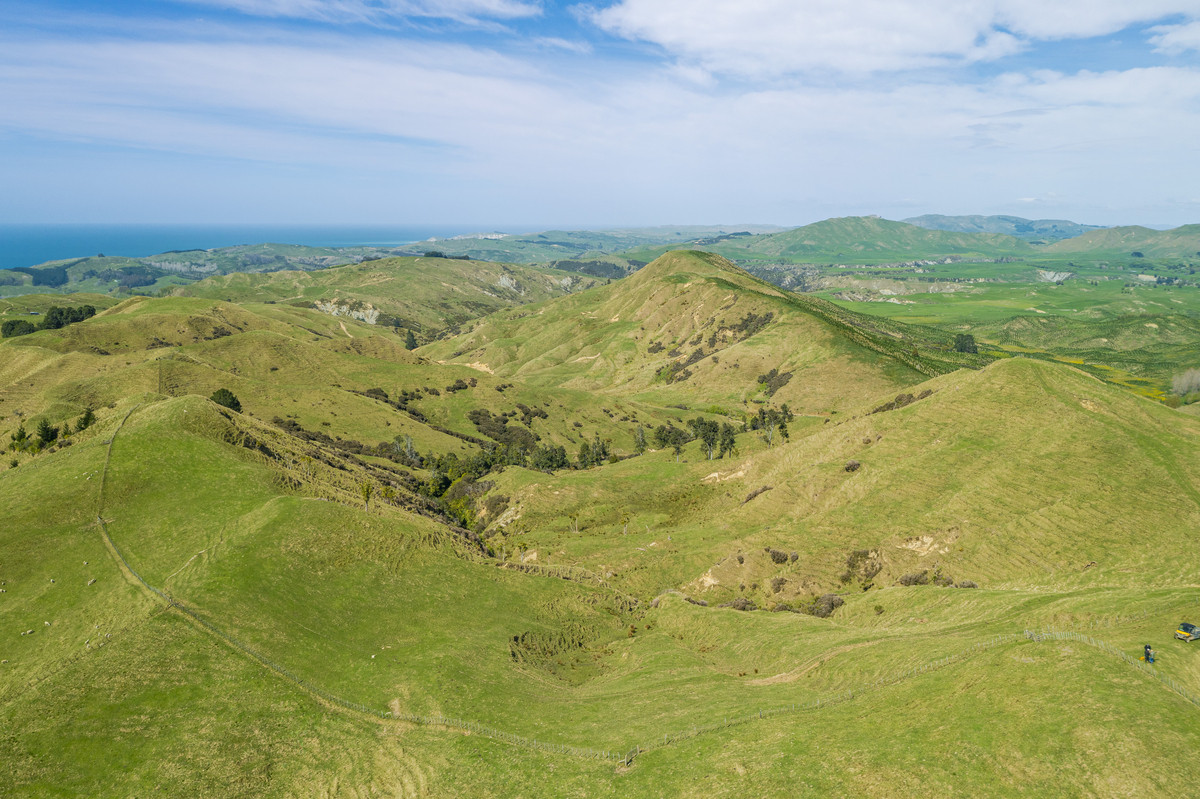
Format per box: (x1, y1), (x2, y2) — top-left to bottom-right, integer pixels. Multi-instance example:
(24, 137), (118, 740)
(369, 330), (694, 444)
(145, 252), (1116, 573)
(90, 401), (1199, 770)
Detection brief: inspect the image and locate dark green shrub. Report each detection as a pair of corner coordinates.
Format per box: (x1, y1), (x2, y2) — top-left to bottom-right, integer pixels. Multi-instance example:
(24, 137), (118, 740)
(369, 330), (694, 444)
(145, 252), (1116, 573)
(1, 319), (36, 338)
(210, 388), (242, 413)
(954, 333), (978, 353)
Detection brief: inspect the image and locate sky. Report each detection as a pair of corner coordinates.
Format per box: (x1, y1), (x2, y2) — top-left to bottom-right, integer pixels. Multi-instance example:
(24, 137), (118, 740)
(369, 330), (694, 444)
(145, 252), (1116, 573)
(2, 1), (1199, 229)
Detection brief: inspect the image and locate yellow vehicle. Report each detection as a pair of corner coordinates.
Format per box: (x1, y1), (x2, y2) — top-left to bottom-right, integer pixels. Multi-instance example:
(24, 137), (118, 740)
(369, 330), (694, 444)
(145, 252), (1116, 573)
(1176, 623), (1199, 642)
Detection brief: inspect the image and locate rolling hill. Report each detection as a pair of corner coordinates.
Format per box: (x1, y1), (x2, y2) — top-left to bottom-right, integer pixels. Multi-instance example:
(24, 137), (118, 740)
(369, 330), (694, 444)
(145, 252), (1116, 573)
(422, 250), (988, 414)
(169, 255), (602, 339)
(3, 254), (1200, 796)
(904, 214), (1106, 241)
(1046, 224), (1200, 259)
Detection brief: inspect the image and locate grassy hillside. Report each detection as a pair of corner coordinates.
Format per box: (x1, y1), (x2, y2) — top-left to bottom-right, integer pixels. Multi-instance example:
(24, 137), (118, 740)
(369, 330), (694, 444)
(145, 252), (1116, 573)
(170, 256), (602, 339)
(1046, 224), (1200, 258)
(3, 258), (1200, 796)
(4, 367), (1199, 796)
(423, 250), (988, 415)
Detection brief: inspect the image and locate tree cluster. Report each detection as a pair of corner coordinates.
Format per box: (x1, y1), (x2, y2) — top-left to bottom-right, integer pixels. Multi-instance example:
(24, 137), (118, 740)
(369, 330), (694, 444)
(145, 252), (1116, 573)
(1, 304), (96, 338)
(748, 405), (792, 446)
(576, 434), (611, 468)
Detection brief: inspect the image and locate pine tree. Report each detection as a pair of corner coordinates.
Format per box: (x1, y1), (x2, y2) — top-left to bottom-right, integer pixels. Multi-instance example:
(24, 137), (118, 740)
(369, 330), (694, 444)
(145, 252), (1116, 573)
(36, 418), (59, 447)
(404, 329), (418, 350)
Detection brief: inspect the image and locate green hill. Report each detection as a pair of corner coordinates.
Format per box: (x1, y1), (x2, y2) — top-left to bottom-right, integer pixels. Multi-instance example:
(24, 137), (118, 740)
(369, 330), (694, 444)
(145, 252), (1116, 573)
(409, 225), (785, 263)
(169, 256), (601, 339)
(904, 214), (1105, 241)
(4, 262), (1200, 796)
(615, 217), (1035, 265)
(713, 216), (1034, 262)
(423, 250), (988, 414)
(1047, 224), (1200, 259)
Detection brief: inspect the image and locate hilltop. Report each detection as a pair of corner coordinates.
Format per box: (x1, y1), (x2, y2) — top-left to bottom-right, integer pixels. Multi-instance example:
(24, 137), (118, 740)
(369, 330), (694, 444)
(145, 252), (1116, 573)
(423, 250), (987, 413)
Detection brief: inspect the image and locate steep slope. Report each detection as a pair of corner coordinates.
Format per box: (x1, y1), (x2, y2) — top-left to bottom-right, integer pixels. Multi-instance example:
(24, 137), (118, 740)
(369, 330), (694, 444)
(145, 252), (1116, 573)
(423, 250), (988, 414)
(489, 357), (1200, 607)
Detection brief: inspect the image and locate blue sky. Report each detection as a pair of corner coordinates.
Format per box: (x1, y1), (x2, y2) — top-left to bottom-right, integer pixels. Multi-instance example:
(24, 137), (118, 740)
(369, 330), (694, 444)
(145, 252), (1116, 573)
(2, 0), (1199, 228)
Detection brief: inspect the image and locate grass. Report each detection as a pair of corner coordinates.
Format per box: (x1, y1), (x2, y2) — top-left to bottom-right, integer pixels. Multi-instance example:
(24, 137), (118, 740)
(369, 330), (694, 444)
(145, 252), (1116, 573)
(3, 249), (1200, 795)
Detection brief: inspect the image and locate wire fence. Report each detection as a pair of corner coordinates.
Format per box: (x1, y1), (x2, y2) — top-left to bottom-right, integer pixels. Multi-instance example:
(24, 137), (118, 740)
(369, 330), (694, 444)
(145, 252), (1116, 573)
(91, 401), (1200, 770)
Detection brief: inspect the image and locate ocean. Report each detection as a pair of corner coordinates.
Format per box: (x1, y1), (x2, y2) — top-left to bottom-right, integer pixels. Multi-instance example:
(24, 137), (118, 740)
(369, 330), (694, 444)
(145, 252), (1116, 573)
(0, 224), (483, 271)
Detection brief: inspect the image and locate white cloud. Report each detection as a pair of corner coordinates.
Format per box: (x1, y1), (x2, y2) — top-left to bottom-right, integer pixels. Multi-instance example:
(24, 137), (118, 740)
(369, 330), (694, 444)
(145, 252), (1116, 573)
(1150, 20), (1200, 54)
(3, 16), (1200, 224)
(177, 0), (542, 24)
(588, 1), (1199, 77)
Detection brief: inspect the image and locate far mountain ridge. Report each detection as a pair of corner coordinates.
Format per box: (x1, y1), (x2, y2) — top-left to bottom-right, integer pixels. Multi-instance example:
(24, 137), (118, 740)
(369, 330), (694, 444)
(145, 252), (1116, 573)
(903, 213), (1106, 241)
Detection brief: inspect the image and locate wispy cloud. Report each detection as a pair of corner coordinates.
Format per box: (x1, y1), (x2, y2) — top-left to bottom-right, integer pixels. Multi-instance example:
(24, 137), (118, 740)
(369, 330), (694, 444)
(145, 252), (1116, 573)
(175, 0), (542, 25)
(2, 1), (1199, 224)
(588, 1), (1199, 77)
(1150, 19), (1200, 54)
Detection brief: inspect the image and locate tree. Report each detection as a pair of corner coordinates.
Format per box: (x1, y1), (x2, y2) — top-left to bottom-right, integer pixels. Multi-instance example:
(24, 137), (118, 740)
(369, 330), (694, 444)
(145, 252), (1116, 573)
(953, 333), (978, 354)
(35, 418), (59, 447)
(359, 480), (374, 510)
(688, 417), (719, 460)
(404, 329), (418, 350)
(751, 407), (790, 446)
(10, 422), (28, 450)
(653, 423), (691, 461)
(529, 444), (568, 472)
(76, 406), (96, 432)
(2, 319), (36, 338)
(591, 434), (609, 464)
(633, 425), (647, 454)
(210, 387), (242, 413)
(718, 423), (737, 458)
(619, 511), (630, 535)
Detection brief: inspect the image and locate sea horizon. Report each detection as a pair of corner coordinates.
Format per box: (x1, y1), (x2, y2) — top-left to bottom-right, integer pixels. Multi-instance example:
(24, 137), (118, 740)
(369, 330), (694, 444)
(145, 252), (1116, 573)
(0, 223), (487, 271)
